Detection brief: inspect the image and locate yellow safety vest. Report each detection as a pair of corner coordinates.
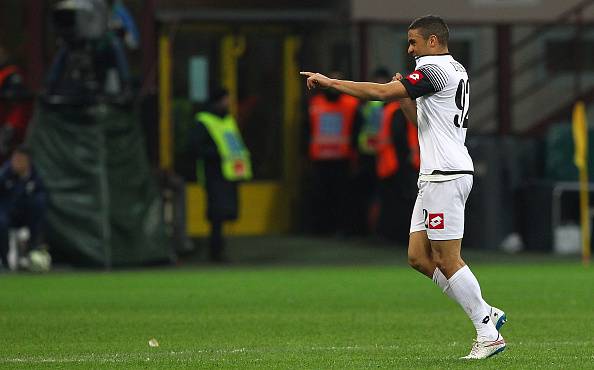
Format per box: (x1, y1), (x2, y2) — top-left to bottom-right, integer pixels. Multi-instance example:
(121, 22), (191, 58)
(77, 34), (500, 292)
(358, 100), (384, 154)
(196, 111), (253, 181)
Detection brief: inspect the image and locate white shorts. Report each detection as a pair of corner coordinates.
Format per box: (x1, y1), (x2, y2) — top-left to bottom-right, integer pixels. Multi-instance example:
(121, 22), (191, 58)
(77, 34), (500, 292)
(409, 175), (473, 240)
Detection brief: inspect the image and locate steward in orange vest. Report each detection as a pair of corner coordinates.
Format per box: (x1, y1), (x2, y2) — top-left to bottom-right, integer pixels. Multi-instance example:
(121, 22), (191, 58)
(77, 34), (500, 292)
(0, 58), (30, 161)
(376, 101), (420, 179)
(305, 87), (359, 235)
(307, 92), (359, 161)
(375, 101), (420, 243)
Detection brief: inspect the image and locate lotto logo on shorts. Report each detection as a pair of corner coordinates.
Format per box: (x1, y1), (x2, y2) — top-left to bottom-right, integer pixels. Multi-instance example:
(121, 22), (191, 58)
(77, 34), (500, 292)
(428, 213), (444, 229)
(406, 70), (424, 85)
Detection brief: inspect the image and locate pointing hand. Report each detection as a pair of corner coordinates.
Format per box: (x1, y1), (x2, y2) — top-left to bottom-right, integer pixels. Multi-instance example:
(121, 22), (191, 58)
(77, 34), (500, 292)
(300, 72), (331, 90)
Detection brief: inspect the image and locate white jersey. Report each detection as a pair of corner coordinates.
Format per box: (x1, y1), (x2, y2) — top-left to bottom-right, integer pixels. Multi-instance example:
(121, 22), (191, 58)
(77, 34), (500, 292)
(401, 54), (474, 181)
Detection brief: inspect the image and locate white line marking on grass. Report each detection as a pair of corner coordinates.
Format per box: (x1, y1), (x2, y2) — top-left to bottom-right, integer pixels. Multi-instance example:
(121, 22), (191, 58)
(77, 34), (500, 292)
(515, 341), (593, 346)
(309, 345), (400, 352)
(2, 353), (132, 364)
(0, 345), (414, 364)
(0, 349), (251, 364)
(3, 342), (592, 364)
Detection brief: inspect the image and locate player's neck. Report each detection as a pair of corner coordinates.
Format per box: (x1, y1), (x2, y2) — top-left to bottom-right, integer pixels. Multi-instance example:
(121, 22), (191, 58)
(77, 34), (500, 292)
(416, 48), (450, 59)
(429, 46), (449, 55)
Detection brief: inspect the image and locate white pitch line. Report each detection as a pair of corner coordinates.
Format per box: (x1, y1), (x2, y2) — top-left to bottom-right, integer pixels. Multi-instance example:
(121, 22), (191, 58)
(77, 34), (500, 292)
(0, 349), (250, 364)
(2, 342), (592, 364)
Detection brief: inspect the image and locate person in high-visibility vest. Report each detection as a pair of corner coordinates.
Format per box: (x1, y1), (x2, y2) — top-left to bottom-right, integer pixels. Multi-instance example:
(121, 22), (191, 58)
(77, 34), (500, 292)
(304, 72), (359, 235)
(375, 100), (420, 243)
(0, 41), (30, 163)
(351, 67), (392, 235)
(190, 88), (252, 262)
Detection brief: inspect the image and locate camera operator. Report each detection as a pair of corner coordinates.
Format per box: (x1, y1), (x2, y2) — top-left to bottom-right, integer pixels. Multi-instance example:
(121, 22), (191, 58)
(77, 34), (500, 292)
(45, 0), (132, 105)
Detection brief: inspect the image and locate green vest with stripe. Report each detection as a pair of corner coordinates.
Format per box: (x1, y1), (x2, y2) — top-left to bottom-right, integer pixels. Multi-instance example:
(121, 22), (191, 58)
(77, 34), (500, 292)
(196, 111), (253, 181)
(358, 100), (384, 154)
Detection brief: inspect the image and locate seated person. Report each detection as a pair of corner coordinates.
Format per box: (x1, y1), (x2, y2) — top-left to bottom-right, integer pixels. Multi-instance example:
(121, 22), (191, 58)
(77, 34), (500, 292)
(0, 146), (47, 269)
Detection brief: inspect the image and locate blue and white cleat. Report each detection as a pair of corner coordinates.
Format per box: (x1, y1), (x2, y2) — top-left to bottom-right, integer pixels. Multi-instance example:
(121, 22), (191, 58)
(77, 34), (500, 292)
(490, 306), (507, 331)
(460, 334), (506, 359)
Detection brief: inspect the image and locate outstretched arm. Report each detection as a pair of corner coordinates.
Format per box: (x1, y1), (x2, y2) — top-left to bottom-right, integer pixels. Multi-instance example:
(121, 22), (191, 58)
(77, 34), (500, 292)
(300, 72), (410, 101)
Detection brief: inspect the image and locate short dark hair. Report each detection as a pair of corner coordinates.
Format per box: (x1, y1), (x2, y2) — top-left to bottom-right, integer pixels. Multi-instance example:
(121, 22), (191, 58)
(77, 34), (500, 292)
(13, 144), (31, 156)
(408, 15), (449, 46)
(208, 87), (229, 104)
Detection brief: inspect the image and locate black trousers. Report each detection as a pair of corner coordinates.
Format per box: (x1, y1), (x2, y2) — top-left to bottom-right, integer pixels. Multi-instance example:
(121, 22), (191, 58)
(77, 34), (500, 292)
(208, 219), (224, 261)
(308, 160), (350, 235)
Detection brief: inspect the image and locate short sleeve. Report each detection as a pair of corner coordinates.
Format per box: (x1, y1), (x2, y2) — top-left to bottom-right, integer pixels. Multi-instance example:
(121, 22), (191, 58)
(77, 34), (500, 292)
(401, 64), (449, 99)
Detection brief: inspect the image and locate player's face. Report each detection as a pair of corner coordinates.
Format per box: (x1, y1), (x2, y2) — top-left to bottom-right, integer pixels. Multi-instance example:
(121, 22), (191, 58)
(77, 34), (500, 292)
(11, 152), (30, 177)
(214, 95), (230, 115)
(407, 29), (431, 57)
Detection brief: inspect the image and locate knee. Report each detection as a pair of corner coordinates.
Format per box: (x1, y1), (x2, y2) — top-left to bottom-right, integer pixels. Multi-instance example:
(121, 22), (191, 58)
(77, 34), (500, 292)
(431, 252), (452, 272)
(432, 254), (463, 277)
(407, 236), (435, 275)
(407, 253), (430, 273)
(407, 254), (436, 278)
(431, 253), (444, 269)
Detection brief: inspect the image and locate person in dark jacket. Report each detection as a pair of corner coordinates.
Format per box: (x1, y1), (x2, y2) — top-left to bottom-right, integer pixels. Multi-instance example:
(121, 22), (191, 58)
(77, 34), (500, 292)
(0, 146), (47, 269)
(189, 88), (252, 262)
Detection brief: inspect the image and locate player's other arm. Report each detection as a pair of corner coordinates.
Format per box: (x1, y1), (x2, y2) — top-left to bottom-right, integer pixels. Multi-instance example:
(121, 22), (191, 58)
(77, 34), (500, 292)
(398, 98), (417, 127)
(392, 73), (418, 126)
(300, 72), (409, 101)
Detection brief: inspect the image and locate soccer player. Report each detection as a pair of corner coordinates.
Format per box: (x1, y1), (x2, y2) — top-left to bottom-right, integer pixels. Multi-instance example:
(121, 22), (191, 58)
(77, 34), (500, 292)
(300, 15), (507, 359)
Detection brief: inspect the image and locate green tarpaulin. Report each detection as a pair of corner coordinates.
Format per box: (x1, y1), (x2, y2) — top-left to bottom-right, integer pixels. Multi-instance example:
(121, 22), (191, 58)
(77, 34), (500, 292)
(546, 122), (594, 182)
(27, 101), (172, 267)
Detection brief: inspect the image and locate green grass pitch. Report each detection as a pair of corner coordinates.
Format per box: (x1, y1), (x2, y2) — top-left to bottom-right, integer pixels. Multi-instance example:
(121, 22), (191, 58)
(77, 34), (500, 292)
(1, 263), (593, 369)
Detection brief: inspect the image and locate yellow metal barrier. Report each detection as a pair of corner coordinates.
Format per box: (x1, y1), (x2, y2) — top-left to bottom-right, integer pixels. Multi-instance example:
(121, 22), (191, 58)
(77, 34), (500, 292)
(158, 34), (173, 170)
(220, 34), (245, 118)
(282, 36), (302, 229)
(186, 182), (287, 236)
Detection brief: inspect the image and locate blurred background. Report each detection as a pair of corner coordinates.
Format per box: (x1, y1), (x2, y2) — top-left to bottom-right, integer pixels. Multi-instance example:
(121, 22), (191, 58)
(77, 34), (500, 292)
(1, 0), (594, 270)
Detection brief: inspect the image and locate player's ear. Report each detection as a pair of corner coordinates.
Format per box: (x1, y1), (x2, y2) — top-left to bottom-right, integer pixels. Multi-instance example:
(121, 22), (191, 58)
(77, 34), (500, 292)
(428, 34), (438, 47)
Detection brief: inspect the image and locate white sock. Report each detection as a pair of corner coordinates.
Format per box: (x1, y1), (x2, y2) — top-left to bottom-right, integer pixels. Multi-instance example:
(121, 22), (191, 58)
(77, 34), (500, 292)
(447, 265), (499, 341)
(433, 267), (493, 311)
(432, 268), (455, 299)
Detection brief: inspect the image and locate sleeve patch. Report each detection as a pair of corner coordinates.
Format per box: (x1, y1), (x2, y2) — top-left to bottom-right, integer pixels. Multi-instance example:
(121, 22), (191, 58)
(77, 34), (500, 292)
(401, 70), (435, 99)
(406, 70), (425, 85)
